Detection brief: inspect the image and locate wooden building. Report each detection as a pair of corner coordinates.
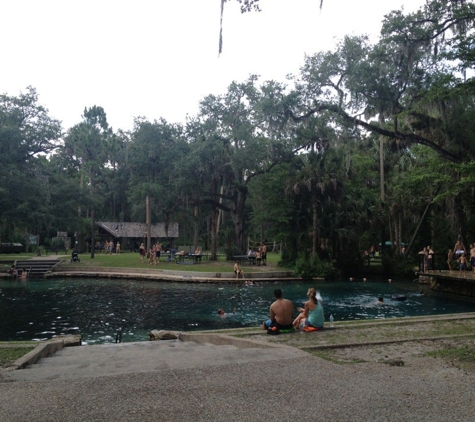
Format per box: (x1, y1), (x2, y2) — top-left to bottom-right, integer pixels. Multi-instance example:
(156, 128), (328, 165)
(96, 222), (179, 251)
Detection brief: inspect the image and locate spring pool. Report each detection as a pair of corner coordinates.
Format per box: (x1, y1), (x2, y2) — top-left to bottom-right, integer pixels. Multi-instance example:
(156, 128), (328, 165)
(0, 278), (473, 344)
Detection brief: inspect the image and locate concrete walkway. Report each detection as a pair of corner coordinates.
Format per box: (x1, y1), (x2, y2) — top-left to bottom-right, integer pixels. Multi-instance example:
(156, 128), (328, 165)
(47, 263), (295, 283)
(1, 332), (475, 421)
(5, 337), (307, 382)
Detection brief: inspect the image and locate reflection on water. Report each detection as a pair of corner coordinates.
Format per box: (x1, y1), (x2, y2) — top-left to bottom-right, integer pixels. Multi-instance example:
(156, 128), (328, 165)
(0, 278), (473, 344)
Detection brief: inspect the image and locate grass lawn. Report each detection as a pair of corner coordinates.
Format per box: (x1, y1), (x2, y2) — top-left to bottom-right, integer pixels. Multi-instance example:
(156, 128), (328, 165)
(1, 251), (286, 273)
(0, 344), (36, 367)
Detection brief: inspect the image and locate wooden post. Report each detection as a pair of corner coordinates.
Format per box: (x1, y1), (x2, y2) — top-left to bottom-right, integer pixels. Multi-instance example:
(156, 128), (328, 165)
(146, 195), (151, 253)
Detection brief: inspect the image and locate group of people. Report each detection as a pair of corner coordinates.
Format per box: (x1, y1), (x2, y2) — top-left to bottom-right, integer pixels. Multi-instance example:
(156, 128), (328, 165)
(95, 240), (120, 255)
(216, 288), (325, 332)
(262, 288), (325, 332)
(418, 245), (435, 272)
(139, 242), (163, 265)
(420, 239), (475, 277)
(447, 240), (475, 277)
(419, 240), (475, 277)
(8, 265), (27, 280)
(246, 243), (267, 265)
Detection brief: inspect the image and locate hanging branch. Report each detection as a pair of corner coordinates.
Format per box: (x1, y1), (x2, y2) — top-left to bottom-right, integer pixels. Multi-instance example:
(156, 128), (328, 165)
(219, 1), (322, 55)
(219, 0), (225, 55)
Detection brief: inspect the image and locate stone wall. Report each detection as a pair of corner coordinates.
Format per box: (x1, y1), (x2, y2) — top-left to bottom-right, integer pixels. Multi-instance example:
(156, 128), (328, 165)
(420, 274), (475, 298)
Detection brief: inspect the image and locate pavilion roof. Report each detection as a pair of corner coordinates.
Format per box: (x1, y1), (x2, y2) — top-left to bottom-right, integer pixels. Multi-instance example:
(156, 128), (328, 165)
(97, 222), (179, 238)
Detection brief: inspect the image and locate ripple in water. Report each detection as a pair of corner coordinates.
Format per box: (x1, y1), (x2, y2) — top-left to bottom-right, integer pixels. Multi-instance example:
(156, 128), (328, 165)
(0, 278), (473, 343)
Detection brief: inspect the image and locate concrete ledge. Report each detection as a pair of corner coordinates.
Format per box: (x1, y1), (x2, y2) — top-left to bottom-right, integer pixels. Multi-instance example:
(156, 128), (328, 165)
(4, 335), (81, 372)
(302, 332), (475, 351)
(419, 273), (475, 298)
(178, 332), (293, 351)
(46, 265), (295, 282)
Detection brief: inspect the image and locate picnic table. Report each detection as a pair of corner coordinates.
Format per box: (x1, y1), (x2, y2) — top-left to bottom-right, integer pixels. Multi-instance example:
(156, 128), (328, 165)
(233, 255), (257, 265)
(175, 254), (202, 264)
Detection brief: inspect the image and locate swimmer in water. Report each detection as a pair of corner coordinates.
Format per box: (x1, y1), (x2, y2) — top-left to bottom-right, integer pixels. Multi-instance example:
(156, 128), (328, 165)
(375, 296), (384, 304)
(217, 307), (236, 317)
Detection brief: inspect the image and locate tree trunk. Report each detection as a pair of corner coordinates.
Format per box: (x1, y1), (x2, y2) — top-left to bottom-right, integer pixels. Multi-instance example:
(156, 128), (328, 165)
(404, 186), (441, 259)
(311, 192), (318, 256)
(77, 165), (84, 253)
(216, 184), (225, 235)
(396, 211), (402, 255)
(379, 137), (385, 203)
(90, 208), (95, 259)
(388, 211), (394, 253)
(193, 205), (199, 249)
(36, 231), (41, 256)
(146, 195), (151, 253)
(231, 189), (247, 253)
(453, 193), (466, 243)
(210, 206), (219, 260)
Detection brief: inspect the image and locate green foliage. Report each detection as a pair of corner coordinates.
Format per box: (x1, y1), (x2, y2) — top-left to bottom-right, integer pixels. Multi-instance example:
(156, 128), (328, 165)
(294, 253), (334, 279)
(3, 1), (475, 274)
(0, 88), (62, 237)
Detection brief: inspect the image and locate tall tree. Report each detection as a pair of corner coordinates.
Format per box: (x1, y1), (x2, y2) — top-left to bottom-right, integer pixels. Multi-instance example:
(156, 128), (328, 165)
(0, 87), (61, 246)
(64, 106), (111, 256)
(127, 118), (184, 244)
(196, 76), (299, 253)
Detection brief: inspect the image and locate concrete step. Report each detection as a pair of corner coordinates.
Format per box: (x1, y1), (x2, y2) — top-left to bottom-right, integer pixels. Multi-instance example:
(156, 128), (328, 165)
(6, 339), (306, 382)
(14, 259), (59, 278)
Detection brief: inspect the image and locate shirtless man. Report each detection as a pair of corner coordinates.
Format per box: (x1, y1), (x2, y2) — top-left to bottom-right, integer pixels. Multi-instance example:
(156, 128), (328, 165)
(459, 253), (468, 277)
(454, 239), (465, 257)
(427, 246), (434, 271)
(262, 288), (294, 330)
(470, 244), (475, 274)
(261, 242), (267, 265)
(234, 261), (244, 279)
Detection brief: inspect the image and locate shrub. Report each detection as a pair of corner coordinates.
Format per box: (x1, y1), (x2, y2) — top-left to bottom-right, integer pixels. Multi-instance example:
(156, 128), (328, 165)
(295, 253), (334, 279)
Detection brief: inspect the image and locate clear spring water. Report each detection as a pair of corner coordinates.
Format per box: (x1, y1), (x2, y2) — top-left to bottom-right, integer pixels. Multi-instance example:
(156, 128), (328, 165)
(0, 278), (473, 344)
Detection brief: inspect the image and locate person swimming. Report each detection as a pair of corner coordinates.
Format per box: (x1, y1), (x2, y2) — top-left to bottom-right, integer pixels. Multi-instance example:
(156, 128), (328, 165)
(217, 307), (236, 317)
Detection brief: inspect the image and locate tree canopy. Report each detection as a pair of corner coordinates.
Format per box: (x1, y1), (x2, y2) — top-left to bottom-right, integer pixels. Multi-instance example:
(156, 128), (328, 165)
(2, 0), (475, 275)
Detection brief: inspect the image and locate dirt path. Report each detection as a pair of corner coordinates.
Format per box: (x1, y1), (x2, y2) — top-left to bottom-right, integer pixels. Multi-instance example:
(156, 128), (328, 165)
(227, 312), (475, 370)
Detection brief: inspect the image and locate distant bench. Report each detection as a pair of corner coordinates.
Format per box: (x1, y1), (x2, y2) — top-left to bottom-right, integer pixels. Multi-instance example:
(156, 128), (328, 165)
(44, 247), (68, 255)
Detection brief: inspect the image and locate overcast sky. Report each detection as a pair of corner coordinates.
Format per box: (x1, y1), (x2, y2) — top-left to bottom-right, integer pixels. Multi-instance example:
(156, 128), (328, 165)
(1, 0), (426, 132)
